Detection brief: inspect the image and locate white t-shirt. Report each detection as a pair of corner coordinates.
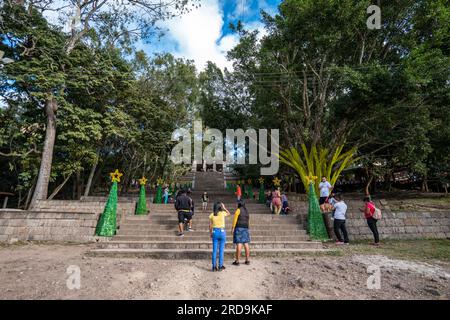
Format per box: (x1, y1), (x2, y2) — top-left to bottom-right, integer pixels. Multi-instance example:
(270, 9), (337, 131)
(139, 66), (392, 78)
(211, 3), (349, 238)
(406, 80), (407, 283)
(329, 197), (337, 206)
(333, 201), (347, 220)
(319, 181), (332, 197)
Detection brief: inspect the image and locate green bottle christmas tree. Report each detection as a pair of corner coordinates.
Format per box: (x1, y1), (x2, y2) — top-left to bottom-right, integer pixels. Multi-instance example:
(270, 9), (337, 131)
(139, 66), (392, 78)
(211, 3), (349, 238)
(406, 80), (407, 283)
(154, 177), (163, 203)
(306, 176), (328, 240)
(95, 169), (122, 237)
(258, 177), (265, 203)
(135, 177), (148, 215)
(247, 179), (254, 199)
(243, 181), (248, 199)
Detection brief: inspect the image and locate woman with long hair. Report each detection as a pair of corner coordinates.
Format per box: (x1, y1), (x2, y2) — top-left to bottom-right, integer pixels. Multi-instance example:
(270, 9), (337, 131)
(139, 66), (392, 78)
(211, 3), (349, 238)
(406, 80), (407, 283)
(209, 201), (230, 271)
(271, 187), (282, 215)
(232, 201), (251, 265)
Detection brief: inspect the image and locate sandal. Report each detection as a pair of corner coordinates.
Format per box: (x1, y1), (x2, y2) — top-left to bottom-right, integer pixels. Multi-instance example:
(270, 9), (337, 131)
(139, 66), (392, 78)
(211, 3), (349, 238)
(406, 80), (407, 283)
(244, 260), (250, 265)
(232, 261), (240, 266)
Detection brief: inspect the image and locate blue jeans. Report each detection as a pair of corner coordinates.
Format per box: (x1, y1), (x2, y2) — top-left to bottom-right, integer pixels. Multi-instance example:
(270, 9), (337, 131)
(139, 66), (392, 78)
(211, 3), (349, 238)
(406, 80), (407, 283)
(212, 228), (226, 268)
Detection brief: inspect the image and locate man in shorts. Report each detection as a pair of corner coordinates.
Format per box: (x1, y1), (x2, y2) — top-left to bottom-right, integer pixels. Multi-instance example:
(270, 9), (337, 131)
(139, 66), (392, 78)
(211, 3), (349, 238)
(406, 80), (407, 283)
(174, 189), (193, 237)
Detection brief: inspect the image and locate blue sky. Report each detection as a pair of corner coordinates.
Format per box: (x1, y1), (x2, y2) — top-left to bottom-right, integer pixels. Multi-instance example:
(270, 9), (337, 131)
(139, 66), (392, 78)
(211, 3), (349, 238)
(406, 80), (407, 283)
(40, 0), (281, 71)
(137, 0), (282, 71)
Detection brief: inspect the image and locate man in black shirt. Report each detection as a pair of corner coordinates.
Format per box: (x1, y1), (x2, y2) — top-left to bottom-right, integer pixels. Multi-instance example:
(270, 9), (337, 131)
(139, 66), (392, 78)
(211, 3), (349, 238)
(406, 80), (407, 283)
(175, 189), (193, 237)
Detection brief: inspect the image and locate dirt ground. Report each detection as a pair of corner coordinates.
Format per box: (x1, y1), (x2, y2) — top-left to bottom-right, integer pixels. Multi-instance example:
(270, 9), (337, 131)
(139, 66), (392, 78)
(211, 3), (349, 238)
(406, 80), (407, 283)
(0, 242), (448, 300)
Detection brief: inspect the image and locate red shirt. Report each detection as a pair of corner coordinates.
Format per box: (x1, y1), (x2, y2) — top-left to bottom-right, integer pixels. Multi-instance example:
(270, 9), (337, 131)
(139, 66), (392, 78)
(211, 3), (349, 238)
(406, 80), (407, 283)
(236, 186), (242, 197)
(364, 202), (375, 219)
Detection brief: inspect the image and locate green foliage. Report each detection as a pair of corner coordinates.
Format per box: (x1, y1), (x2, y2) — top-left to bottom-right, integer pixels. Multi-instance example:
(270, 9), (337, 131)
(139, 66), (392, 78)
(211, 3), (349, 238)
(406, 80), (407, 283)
(0, 3), (197, 203)
(279, 144), (358, 195)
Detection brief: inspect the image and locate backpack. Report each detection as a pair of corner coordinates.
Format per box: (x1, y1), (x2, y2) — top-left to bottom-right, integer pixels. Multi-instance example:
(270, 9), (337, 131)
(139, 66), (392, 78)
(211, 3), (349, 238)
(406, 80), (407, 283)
(373, 207), (382, 220)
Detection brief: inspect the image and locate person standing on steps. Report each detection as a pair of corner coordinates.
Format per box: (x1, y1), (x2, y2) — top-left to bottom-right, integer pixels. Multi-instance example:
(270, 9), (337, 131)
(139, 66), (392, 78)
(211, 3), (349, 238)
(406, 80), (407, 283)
(163, 186), (169, 204)
(235, 184), (242, 202)
(332, 194), (349, 245)
(360, 196), (380, 246)
(319, 177), (333, 239)
(202, 192), (209, 212)
(209, 202), (230, 271)
(232, 201), (251, 266)
(271, 187), (282, 215)
(319, 177), (333, 212)
(281, 193), (290, 215)
(174, 189), (193, 237)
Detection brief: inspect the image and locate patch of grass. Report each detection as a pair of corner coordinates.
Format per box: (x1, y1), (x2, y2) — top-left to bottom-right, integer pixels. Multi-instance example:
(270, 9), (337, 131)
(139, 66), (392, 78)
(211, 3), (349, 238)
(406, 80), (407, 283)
(389, 197), (450, 209)
(330, 239), (450, 263)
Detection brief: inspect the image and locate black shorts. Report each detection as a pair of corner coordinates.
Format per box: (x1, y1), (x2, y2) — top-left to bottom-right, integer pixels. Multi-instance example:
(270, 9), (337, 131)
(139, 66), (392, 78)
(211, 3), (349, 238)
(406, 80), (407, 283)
(319, 197), (328, 205)
(178, 211), (192, 223)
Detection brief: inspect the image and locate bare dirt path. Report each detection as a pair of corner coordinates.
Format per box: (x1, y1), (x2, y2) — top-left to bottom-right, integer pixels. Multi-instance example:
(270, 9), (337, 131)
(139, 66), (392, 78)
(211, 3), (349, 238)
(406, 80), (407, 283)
(0, 243), (448, 300)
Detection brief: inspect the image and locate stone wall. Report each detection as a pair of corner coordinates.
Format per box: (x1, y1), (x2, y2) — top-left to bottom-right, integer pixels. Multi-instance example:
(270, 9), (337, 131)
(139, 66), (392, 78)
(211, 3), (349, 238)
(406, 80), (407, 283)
(289, 198), (450, 240)
(0, 199), (136, 243)
(0, 210), (98, 242)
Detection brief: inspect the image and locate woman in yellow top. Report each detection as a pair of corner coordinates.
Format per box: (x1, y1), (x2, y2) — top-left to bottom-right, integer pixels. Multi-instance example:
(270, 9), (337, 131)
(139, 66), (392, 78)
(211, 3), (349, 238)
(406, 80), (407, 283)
(209, 202), (230, 271)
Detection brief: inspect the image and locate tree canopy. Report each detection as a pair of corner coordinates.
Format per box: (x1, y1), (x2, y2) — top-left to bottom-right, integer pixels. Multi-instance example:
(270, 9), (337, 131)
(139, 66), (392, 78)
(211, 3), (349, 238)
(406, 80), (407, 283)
(0, 0), (449, 207)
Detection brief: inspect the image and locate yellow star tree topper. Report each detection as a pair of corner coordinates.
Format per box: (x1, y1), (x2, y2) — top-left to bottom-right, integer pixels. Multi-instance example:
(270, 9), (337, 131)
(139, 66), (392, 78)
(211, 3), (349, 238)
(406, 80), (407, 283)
(306, 174), (318, 184)
(110, 169), (123, 183)
(247, 178), (252, 184)
(272, 177), (281, 187)
(156, 177), (164, 185)
(258, 177), (265, 184)
(139, 177), (147, 186)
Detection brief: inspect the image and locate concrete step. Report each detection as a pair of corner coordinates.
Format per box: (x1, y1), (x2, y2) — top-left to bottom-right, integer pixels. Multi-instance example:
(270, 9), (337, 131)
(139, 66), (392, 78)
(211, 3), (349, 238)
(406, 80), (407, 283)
(111, 235), (311, 241)
(125, 214), (298, 221)
(126, 215), (295, 219)
(117, 225), (305, 231)
(87, 248), (329, 259)
(150, 203), (267, 208)
(121, 214), (298, 225)
(121, 219), (300, 226)
(116, 229), (307, 236)
(95, 240), (322, 250)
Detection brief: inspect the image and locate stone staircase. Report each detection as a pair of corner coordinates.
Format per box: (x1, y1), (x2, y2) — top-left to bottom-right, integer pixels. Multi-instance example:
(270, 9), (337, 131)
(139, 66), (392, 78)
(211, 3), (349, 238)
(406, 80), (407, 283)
(88, 171), (325, 258)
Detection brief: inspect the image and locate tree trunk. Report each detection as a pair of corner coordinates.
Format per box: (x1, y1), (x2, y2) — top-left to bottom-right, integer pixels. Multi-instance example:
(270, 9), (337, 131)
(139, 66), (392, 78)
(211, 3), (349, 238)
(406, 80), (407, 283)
(84, 154), (99, 197)
(160, 153), (169, 178)
(421, 176), (429, 192)
(365, 175), (373, 195)
(25, 181), (36, 210)
(48, 173), (73, 200)
(28, 97), (58, 209)
(17, 190), (22, 209)
(76, 169), (82, 200)
(72, 174), (77, 199)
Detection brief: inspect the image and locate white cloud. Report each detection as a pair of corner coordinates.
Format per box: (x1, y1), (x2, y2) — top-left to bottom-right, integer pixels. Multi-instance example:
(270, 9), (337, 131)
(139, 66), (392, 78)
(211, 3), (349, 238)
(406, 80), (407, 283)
(245, 20), (268, 40)
(229, 0), (255, 21)
(40, 0), (274, 72)
(159, 0), (237, 71)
